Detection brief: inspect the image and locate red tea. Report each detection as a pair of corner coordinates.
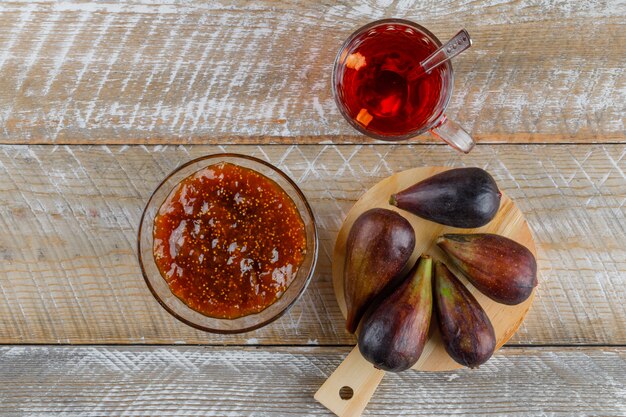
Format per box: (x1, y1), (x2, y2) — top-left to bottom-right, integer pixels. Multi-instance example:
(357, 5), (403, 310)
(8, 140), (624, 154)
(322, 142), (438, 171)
(336, 25), (446, 137)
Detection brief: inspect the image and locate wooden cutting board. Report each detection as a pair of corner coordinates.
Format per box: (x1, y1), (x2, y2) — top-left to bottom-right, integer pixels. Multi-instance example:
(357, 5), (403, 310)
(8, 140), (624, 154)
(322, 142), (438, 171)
(315, 166), (537, 417)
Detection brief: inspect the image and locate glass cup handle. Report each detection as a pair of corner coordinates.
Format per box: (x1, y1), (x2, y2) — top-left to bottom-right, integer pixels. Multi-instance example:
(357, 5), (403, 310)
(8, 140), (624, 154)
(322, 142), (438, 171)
(430, 116), (475, 153)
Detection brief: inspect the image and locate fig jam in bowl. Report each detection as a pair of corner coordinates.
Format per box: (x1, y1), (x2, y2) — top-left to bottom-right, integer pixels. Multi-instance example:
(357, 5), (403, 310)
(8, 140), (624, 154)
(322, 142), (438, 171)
(138, 154), (318, 334)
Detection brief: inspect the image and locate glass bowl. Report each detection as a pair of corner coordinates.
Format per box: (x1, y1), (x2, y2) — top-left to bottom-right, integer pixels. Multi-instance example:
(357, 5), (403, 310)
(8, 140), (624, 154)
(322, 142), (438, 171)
(137, 153), (318, 334)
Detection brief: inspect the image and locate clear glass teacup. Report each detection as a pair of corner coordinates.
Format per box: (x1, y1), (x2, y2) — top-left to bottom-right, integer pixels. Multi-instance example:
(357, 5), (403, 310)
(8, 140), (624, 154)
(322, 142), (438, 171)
(332, 19), (474, 153)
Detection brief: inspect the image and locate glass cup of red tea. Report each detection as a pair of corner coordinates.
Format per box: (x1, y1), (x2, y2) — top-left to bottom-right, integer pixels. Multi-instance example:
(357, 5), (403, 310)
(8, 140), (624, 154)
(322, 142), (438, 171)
(332, 19), (474, 153)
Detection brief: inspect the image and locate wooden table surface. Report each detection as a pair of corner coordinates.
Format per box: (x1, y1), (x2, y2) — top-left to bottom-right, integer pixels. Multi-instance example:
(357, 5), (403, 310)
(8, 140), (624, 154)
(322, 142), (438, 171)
(0, 1), (624, 416)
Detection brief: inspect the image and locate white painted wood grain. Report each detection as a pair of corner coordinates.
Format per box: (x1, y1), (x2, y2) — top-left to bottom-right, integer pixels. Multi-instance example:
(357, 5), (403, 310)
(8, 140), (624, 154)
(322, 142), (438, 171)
(0, 144), (623, 345)
(0, 346), (624, 416)
(0, 1), (623, 143)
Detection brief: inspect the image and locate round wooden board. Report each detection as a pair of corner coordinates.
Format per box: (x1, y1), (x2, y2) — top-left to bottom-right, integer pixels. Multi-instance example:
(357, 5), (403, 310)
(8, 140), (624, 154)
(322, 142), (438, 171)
(332, 166), (537, 372)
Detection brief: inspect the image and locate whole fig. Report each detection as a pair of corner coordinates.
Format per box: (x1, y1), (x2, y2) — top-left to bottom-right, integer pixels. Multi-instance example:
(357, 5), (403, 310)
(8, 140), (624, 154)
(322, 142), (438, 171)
(390, 167), (501, 228)
(358, 255), (432, 372)
(434, 261), (495, 368)
(343, 208), (415, 333)
(437, 233), (537, 305)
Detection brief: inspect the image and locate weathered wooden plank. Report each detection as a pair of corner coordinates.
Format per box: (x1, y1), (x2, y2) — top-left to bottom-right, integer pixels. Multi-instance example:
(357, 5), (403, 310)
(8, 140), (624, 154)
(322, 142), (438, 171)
(0, 144), (623, 345)
(0, 346), (624, 416)
(0, 1), (623, 144)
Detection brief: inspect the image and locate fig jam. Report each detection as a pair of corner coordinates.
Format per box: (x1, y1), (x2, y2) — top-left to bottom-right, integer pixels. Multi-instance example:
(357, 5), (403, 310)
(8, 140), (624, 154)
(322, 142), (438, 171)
(153, 162), (306, 319)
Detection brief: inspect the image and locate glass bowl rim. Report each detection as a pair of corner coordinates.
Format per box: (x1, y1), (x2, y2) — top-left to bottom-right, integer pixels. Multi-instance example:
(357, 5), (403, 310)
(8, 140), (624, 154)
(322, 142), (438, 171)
(137, 153), (319, 334)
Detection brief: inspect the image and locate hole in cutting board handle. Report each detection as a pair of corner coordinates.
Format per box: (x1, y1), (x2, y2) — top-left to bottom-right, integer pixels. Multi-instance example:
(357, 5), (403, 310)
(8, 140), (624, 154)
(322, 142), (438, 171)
(339, 386), (354, 400)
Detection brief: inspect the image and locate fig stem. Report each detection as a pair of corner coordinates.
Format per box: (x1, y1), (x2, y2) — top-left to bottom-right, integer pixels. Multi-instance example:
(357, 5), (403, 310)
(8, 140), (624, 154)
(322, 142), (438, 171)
(389, 194), (397, 206)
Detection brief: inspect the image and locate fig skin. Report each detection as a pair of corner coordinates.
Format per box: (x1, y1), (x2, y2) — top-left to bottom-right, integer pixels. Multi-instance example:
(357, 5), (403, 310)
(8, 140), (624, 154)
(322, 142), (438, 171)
(358, 255), (432, 372)
(389, 167), (501, 228)
(434, 261), (496, 368)
(343, 208), (416, 333)
(437, 233), (537, 305)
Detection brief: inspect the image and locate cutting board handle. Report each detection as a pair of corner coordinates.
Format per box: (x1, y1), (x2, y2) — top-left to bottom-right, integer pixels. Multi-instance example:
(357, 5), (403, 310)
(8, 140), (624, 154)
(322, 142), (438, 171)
(314, 346), (385, 417)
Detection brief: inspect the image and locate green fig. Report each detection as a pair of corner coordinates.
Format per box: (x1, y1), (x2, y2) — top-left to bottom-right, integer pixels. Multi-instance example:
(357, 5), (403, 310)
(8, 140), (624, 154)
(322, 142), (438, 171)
(344, 208), (415, 333)
(434, 261), (496, 368)
(358, 255), (432, 372)
(437, 233), (537, 305)
(389, 167), (501, 228)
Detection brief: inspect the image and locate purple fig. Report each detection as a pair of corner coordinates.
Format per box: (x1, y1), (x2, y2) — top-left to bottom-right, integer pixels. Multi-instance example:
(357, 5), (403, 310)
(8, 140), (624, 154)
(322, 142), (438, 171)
(344, 208), (415, 333)
(358, 255), (432, 372)
(434, 261), (496, 368)
(437, 233), (537, 305)
(390, 167), (501, 228)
